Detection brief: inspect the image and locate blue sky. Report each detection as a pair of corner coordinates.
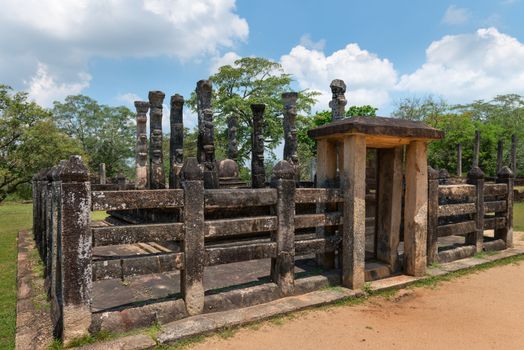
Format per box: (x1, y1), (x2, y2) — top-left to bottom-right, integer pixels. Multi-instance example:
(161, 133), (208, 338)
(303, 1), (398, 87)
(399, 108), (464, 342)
(1, 0), (524, 131)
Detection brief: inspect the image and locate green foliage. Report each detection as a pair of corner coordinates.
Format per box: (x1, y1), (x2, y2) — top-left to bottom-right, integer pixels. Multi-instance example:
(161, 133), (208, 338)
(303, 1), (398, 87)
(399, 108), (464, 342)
(346, 105), (377, 117)
(188, 57), (318, 166)
(296, 111), (331, 179)
(514, 202), (524, 231)
(0, 85), (83, 202)
(454, 94), (524, 176)
(296, 106), (377, 179)
(423, 113), (476, 175)
(393, 94), (524, 177)
(52, 95), (135, 178)
(392, 95), (449, 121)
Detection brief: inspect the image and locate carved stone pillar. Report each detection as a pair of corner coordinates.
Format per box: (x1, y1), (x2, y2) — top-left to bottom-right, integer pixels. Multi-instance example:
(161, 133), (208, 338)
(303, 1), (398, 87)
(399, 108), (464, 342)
(195, 80), (218, 189)
(329, 79), (347, 121)
(227, 115), (239, 161)
(251, 103), (266, 188)
(201, 108), (219, 189)
(134, 101), (149, 189)
(148, 91), (166, 189)
(196, 80), (212, 164)
(282, 92), (299, 182)
(170, 94), (184, 189)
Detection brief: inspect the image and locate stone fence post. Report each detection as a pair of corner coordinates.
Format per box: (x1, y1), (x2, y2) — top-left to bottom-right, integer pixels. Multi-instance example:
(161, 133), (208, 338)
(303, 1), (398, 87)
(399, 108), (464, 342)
(181, 158), (205, 316)
(49, 161), (65, 334)
(45, 168), (54, 281)
(496, 166), (514, 248)
(39, 169), (50, 259)
(270, 161), (296, 296)
(117, 173), (126, 191)
(44, 166), (58, 294)
(32, 173), (38, 246)
(33, 169), (47, 258)
(467, 166), (484, 252)
(427, 166), (439, 264)
(55, 156), (92, 345)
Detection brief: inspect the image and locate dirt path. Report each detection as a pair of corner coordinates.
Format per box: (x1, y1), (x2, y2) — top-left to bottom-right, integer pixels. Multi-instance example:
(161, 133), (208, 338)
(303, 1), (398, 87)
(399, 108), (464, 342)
(190, 259), (524, 350)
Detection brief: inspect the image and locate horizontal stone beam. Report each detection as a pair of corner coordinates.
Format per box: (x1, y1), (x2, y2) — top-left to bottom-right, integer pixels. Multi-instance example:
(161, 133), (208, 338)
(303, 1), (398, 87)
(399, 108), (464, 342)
(91, 274), (340, 332)
(205, 216), (277, 238)
(92, 223), (184, 246)
(437, 220), (476, 237)
(438, 184), (476, 202)
(204, 189), (277, 208)
(484, 217), (507, 230)
(483, 239), (506, 251)
(484, 183), (508, 197)
(294, 188), (343, 204)
(93, 252), (184, 281)
(294, 212), (342, 229)
(484, 200), (507, 213)
(204, 242), (277, 266)
(438, 245), (476, 263)
(92, 190), (184, 211)
(295, 236), (341, 256)
(438, 203), (476, 217)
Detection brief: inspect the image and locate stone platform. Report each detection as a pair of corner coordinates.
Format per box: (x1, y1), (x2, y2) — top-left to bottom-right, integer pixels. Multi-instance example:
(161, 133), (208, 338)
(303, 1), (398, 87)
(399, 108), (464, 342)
(16, 229), (524, 349)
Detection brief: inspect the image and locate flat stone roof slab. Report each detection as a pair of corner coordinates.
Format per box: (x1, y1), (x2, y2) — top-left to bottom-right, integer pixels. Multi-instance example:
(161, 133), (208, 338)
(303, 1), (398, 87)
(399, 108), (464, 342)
(308, 116), (444, 145)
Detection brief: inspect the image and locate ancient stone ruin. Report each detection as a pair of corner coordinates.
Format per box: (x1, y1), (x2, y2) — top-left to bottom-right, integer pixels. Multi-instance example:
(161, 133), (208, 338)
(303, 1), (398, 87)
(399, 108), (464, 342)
(32, 79), (515, 346)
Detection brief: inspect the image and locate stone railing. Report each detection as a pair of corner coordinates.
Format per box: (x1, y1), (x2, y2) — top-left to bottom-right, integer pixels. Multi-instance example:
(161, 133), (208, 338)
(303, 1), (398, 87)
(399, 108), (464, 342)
(33, 156), (515, 344)
(32, 157), (347, 344)
(427, 165), (514, 264)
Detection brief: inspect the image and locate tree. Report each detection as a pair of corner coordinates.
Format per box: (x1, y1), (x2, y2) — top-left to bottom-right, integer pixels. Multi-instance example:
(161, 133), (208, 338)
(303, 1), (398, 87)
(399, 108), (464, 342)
(52, 95), (136, 178)
(454, 95), (524, 176)
(296, 106), (377, 179)
(346, 105), (377, 117)
(392, 94), (522, 176)
(392, 95), (448, 121)
(425, 112), (503, 176)
(188, 57), (318, 166)
(0, 85), (83, 202)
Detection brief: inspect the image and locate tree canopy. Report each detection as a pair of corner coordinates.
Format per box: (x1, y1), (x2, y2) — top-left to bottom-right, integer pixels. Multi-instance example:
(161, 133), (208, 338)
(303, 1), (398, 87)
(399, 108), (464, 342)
(0, 85), (83, 202)
(393, 94), (524, 176)
(296, 105), (378, 179)
(52, 95), (136, 178)
(189, 57), (318, 166)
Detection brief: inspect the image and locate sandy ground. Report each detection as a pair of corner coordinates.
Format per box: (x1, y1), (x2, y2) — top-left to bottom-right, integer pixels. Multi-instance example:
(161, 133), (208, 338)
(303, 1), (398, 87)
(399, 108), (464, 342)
(190, 250), (524, 349)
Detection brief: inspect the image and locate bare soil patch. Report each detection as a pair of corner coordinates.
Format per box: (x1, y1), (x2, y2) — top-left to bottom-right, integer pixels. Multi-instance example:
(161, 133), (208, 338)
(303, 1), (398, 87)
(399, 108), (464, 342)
(190, 245), (524, 349)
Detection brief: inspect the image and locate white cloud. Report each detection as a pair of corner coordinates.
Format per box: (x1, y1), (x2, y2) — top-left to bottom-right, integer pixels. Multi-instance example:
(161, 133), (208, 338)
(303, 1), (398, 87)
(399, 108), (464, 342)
(442, 5), (471, 25)
(209, 51), (241, 74)
(0, 0), (248, 105)
(280, 44), (397, 111)
(396, 28), (524, 102)
(117, 93), (142, 106)
(26, 63), (91, 106)
(299, 34), (326, 51)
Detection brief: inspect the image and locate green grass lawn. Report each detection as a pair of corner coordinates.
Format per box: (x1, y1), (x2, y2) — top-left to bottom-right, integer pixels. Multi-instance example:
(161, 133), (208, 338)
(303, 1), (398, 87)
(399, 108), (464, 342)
(514, 202), (524, 231)
(0, 202), (32, 350)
